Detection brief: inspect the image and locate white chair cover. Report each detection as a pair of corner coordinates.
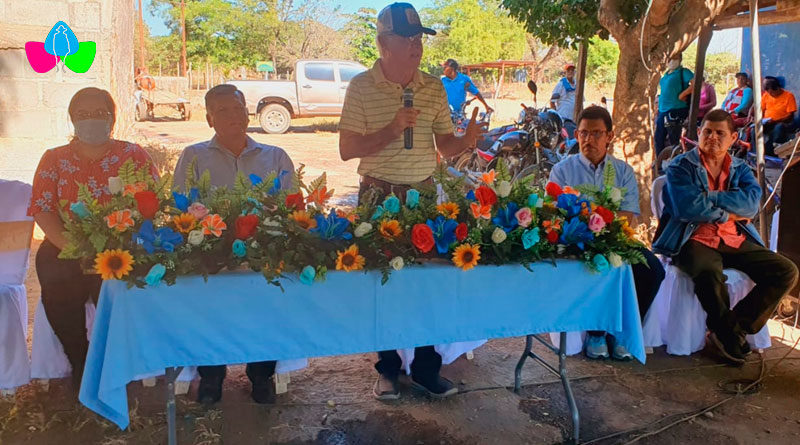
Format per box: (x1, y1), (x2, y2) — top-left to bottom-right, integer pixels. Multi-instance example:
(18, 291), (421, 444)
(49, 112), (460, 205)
(397, 340), (486, 375)
(0, 180), (33, 390)
(642, 266), (771, 355)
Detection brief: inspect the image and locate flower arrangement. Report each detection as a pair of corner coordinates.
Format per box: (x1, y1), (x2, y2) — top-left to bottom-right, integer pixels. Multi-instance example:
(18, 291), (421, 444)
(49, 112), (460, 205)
(59, 158), (645, 288)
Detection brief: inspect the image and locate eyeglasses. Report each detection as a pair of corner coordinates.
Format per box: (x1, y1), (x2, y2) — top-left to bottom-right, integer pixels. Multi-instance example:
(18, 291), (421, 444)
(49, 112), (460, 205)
(381, 32), (423, 45)
(577, 130), (608, 140)
(73, 109), (113, 120)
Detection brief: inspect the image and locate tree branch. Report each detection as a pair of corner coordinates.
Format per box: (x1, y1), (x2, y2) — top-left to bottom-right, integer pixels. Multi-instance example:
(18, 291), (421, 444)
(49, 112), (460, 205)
(598, 0), (627, 38)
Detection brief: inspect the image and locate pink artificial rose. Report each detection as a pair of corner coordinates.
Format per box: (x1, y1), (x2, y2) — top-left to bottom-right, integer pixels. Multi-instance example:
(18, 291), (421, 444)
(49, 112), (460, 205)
(515, 207), (533, 228)
(188, 202), (209, 220)
(588, 213), (606, 233)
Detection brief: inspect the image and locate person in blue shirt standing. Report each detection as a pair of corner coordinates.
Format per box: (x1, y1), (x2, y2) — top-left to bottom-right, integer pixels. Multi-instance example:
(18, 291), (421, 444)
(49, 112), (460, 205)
(550, 63), (578, 138)
(441, 59), (493, 119)
(654, 53), (694, 156)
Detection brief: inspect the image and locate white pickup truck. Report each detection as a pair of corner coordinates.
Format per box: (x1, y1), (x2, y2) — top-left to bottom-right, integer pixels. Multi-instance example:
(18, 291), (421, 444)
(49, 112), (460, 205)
(228, 60), (368, 134)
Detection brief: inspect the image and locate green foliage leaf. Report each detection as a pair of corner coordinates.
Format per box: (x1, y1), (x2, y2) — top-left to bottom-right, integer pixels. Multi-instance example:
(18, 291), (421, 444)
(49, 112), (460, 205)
(603, 161), (616, 188)
(89, 232), (108, 252)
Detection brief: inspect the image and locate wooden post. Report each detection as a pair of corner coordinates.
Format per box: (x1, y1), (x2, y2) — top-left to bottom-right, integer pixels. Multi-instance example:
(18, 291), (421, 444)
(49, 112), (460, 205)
(688, 26), (713, 141)
(180, 0), (187, 77)
(573, 41), (589, 122)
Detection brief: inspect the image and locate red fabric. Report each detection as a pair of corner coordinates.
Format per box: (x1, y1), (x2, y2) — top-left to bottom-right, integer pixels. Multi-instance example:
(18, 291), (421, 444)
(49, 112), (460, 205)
(691, 152), (745, 249)
(28, 140), (157, 217)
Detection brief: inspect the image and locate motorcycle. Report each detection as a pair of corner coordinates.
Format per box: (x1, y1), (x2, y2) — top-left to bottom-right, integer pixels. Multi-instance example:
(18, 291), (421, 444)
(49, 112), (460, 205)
(451, 97), (493, 136)
(451, 81), (576, 184)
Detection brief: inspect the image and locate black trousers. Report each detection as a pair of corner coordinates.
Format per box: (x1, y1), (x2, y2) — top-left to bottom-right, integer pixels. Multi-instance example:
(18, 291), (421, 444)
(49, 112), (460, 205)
(36, 240), (102, 382)
(375, 347), (442, 382)
(675, 240), (798, 338)
(589, 247), (665, 336)
(198, 361), (277, 384)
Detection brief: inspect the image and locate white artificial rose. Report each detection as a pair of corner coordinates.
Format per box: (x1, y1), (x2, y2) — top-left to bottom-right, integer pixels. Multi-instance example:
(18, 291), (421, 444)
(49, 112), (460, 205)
(262, 217), (284, 236)
(108, 176), (123, 195)
(496, 180), (512, 198)
(557, 244), (566, 255)
(608, 252), (623, 268)
(610, 187), (623, 204)
(390, 256), (405, 271)
(491, 227), (507, 244)
(187, 229), (205, 246)
(354, 222), (373, 238)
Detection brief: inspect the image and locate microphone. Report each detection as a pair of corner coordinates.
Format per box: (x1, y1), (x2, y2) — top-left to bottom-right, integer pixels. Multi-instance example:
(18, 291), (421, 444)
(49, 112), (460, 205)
(403, 88), (413, 150)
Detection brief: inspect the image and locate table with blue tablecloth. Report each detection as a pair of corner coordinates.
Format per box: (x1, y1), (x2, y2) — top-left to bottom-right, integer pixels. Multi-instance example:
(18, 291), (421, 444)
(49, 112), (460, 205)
(79, 260), (644, 440)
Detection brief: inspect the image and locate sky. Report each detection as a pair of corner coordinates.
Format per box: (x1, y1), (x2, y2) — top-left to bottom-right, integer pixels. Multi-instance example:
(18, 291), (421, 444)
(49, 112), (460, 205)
(141, 0), (742, 56)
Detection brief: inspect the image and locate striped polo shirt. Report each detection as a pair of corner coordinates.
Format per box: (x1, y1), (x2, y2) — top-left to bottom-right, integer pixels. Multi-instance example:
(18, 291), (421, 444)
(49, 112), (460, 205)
(339, 60), (454, 185)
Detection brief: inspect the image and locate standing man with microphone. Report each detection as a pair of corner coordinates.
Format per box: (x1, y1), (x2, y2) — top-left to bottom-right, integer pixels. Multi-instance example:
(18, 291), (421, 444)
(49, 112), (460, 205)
(339, 2), (484, 401)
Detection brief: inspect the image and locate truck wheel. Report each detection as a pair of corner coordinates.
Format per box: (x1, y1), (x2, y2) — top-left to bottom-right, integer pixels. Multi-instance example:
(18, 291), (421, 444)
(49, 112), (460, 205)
(259, 104), (291, 134)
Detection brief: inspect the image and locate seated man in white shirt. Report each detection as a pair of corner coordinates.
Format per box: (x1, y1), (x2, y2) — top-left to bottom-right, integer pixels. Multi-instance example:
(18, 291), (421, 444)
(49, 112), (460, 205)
(172, 84), (294, 405)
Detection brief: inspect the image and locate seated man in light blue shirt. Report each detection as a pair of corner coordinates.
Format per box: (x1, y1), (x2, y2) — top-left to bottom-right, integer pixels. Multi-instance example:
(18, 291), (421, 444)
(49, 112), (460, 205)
(172, 84), (294, 406)
(441, 59), (493, 118)
(549, 106), (665, 361)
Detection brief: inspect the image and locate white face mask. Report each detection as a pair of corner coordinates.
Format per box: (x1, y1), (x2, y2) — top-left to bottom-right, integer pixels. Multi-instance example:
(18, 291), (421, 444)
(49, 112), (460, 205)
(668, 59), (681, 71)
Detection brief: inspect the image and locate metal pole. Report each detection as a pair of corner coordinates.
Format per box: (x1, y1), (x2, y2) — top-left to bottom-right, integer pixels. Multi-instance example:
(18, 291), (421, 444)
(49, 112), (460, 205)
(559, 332), (580, 443)
(574, 41), (588, 121)
(688, 26), (713, 141)
(749, 0), (769, 241)
(165, 367), (180, 445)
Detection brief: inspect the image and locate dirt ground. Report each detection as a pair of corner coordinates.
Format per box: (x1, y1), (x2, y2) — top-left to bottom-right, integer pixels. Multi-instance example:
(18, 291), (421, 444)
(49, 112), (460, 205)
(3, 116), (800, 445)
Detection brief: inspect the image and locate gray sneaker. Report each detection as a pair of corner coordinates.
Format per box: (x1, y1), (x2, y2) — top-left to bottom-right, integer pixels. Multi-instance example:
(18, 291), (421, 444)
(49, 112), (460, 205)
(585, 334), (610, 359)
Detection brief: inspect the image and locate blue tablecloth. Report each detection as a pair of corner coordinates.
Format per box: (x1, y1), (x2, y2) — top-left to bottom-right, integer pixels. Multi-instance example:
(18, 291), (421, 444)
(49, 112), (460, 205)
(79, 261), (643, 429)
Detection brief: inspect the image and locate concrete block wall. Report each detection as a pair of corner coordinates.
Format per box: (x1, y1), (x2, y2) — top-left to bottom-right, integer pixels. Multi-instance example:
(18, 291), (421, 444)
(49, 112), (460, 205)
(0, 0), (133, 183)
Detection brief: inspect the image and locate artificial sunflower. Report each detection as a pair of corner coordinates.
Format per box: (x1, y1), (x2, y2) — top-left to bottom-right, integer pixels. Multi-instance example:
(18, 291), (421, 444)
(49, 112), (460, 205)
(336, 244), (365, 272)
(621, 218), (637, 239)
(436, 202), (460, 219)
(94, 249), (135, 280)
(172, 213), (197, 233)
(290, 210), (318, 230)
(452, 244), (480, 271)
(379, 219), (403, 239)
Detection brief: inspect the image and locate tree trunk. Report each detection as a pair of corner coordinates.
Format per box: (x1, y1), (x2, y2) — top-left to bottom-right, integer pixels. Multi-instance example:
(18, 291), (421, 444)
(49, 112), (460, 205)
(610, 34), (662, 229)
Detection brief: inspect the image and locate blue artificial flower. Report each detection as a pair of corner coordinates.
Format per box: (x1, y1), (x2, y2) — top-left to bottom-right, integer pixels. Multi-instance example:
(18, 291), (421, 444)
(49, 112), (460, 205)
(405, 189), (420, 209)
(593, 254), (610, 273)
(522, 228), (540, 250)
(426, 215), (458, 254)
(189, 187), (200, 203)
(466, 189), (476, 201)
(267, 170), (290, 195)
(492, 202), (519, 233)
(300, 265), (316, 285)
(527, 193), (543, 208)
(145, 264), (166, 287)
(69, 201), (90, 219)
(557, 194), (591, 219)
(134, 220), (184, 254)
(311, 209), (353, 241)
(370, 205), (385, 221)
(249, 173), (263, 186)
(383, 195), (401, 214)
(559, 216), (595, 251)
(172, 191), (190, 212)
(232, 239), (247, 258)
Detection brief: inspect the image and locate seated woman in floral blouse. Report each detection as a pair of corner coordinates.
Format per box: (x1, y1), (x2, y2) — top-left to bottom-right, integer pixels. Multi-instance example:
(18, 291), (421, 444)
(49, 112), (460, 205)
(28, 87), (157, 392)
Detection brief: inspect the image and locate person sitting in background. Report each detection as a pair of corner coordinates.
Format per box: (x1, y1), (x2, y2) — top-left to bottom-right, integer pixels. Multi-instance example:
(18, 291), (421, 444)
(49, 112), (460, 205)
(761, 76), (798, 156)
(550, 63), (578, 138)
(28, 87), (158, 393)
(172, 84), (295, 405)
(696, 76), (717, 120)
(721, 72), (753, 120)
(549, 106), (665, 360)
(653, 109), (798, 364)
